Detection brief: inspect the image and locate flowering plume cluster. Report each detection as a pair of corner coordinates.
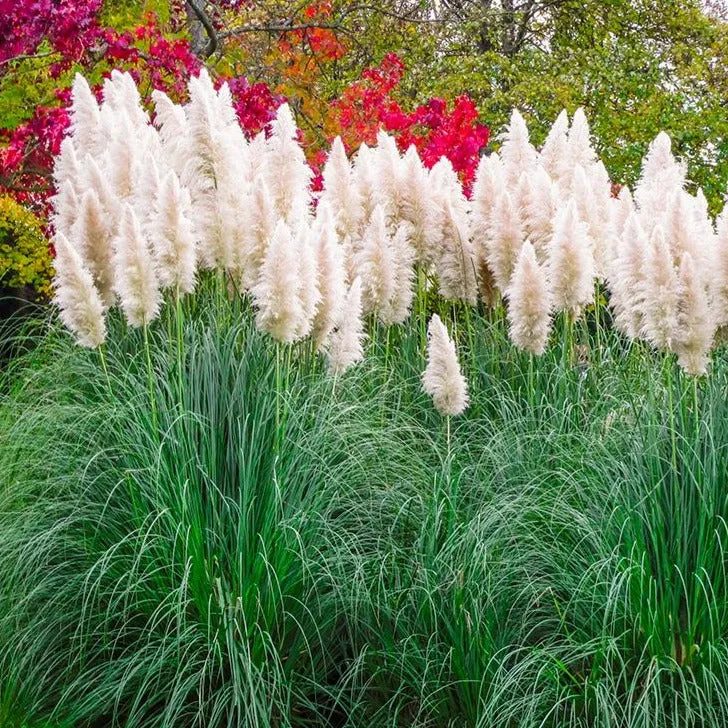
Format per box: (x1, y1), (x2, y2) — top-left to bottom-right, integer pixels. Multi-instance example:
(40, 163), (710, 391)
(51, 71), (727, 378)
(609, 132), (721, 375)
(471, 108), (727, 375)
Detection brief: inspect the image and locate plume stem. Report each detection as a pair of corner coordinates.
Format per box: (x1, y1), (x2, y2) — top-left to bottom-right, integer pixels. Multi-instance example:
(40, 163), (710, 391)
(143, 321), (158, 436)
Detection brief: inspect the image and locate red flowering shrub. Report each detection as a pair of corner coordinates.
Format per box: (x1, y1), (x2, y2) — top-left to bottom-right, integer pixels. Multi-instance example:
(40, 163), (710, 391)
(328, 54), (489, 187)
(0, 2), (489, 218)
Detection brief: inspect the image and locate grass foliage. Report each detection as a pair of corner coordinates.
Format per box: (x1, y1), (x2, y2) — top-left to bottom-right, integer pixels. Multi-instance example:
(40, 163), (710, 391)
(1, 279), (728, 727)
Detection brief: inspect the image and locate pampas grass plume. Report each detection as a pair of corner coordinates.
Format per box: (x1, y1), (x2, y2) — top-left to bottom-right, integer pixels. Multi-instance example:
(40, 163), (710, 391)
(113, 205), (162, 328)
(422, 314), (469, 416)
(326, 277), (366, 374)
(507, 241), (553, 355)
(150, 171), (197, 295)
(252, 220), (305, 343)
(672, 252), (714, 376)
(52, 232), (107, 348)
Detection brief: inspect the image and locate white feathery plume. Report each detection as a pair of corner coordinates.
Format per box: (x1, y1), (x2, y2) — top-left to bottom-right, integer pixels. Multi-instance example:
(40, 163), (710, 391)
(374, 129), (405, 217)
(70, 189), (116, 308)
(519, 166), (556, 259)
(101, 70), (149, 131)
(388, 222), (417, 324)
(84, 155), (122, 236)
(691, 188), (716, 249)
(294, 224), (321, 338)
(53, 138), (84, 195)
(487, 190), (524, 293)
(435, 199), (478, 305)
(326, 277), (366, 375)
(471, 152), (504, 246)
(355, 205), (398, 320)
(240, 182), (277, 291)
(566, 108), (597, 171)
(252, 220), (305, 343)
(426, 158), (478, 304)
(113, 205), (162, 327)
(666, 190), (710, 271)
(671, 252), (714, 376)
(422, 314), (469, 417)
(184, 68), (248, 270)
(640, 225), (679, 350)
(634, 132), (686, 230)
(51, 180), (80, 240)
(539, 109), (570, 184)
(134, 155), (163, 233)
(471, 153), (503, 306)
(151, 89), (190, 175)
(150, 171), (197, 295)
(320, 136), (363, 241)
(52, 232), (107, 348)
(570, 164), (606, 276)
(69, 74), (107, 155)
(399, 145), (434, 261)
(264, 103), (312, 225)
(548, 199), (595, 318)
(310, 204), (348, 350)
(500, 109), (538, 189)
(610, 185), (635, 238)
(609, 212), (649, 339)
(507, 241), (553, 355)
(107, 116), (140, 200)
(353, 143), (379, 226)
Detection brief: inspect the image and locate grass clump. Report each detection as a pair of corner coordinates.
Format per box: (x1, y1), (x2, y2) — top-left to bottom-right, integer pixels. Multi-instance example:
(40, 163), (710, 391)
(1, 290), (728, 727)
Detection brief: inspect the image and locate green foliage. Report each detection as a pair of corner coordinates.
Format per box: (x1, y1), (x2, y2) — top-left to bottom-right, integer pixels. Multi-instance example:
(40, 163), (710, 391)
(400, 0), (728, 212)
(2, 281), (728, 726)
(0, 196), (52, 298)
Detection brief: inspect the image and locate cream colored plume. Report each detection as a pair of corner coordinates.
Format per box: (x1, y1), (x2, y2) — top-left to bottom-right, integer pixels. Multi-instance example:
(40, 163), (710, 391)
(320, 136), (363, 241)
(422, 314), (468, 417)
(487, 190), (524, 293)
(471, 153), (503, 248)
(150, 171), (197, 295)
(519, 166), (556, 257)
(326, 277), (366, 375)
(566, 108), (597, 171)
(264, 103), (312, 225)
(294, 225), (321, 339)
(70, 189), (116, 308)
(500, 109), (538, 188)
(310, 205), (348, 350)
(52, 232), (107, 348)
(507, 242), (553, 355)
(51, 181), (80, 241)
(69, 74), (107, 155)
(539, 110), (569, 185)
(399, 145), (434, 261)
(374, 130), (405, 219)
(671, 252), (714, 376)
(640, 225), (679, 350)
(151, 90), (190, 175)
(609, 212), (648, 339)
(113, 205), (161, 328)
(435, 199), (478, 305)
(240, 182), (277, 291)
(252, 220), (306, 343)
(610, 186), (634, 238)
(355, 205), (400, 323)
(53, 138), (84, 196)
(634, 132), (686, 229)
(548, 200), (595, 318)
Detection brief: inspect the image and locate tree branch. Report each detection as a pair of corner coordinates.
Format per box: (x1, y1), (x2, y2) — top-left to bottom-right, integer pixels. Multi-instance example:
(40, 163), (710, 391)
(186, 0), (219, 57)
